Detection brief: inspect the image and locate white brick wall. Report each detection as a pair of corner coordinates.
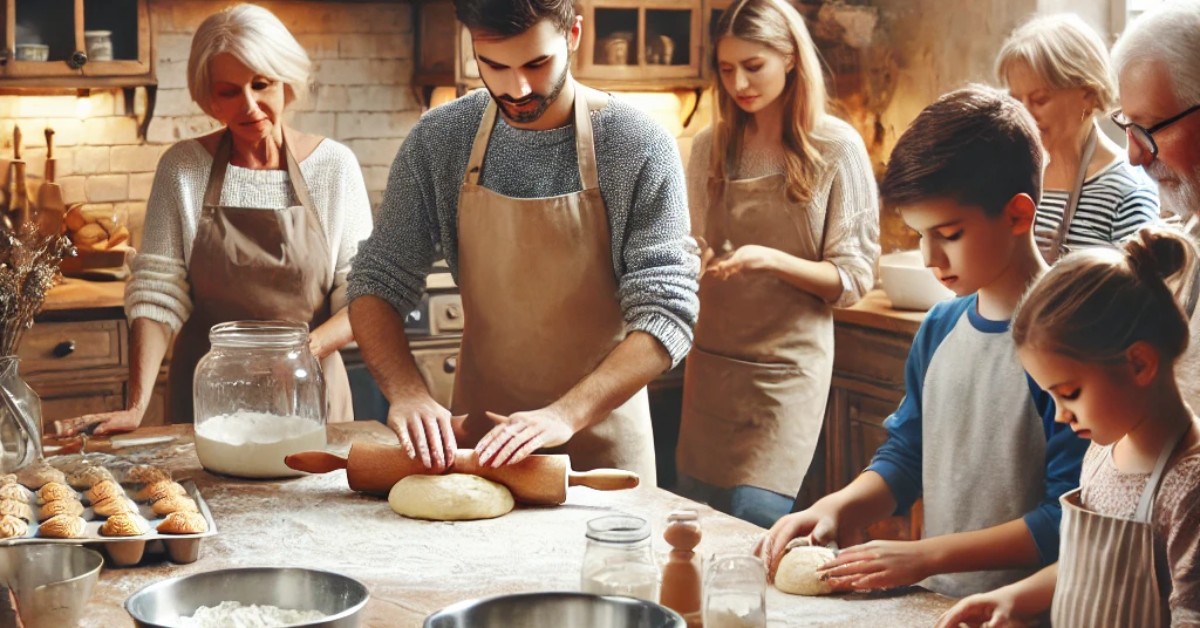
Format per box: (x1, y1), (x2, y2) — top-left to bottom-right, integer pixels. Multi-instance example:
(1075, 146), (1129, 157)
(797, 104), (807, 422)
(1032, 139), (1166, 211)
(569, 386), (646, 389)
(0, 0), (418, 249)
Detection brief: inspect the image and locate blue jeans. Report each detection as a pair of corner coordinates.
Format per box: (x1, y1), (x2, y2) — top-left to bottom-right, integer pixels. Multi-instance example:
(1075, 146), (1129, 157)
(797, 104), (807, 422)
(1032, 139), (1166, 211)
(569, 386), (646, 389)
(673, 474), (794, 529)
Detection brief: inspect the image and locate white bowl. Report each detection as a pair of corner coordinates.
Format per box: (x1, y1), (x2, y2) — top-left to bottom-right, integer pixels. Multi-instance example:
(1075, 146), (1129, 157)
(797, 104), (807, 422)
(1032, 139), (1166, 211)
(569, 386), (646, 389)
(879, 250), (955, 311)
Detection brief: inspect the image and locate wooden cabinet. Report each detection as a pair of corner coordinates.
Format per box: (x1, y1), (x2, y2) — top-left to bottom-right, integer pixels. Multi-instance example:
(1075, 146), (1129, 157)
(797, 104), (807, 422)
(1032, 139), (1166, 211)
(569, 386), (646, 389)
(812, 293), (927, 543)
(416, 0), (734, 93)
(2, 0), (154, 87)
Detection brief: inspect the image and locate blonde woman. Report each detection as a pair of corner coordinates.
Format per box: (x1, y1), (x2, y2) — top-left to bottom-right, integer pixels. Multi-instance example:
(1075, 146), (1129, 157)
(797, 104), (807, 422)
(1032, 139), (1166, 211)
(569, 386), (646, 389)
(60, 5), (373, 434)
(675, 0), (879, 527)
(997, 14), (1160, 264)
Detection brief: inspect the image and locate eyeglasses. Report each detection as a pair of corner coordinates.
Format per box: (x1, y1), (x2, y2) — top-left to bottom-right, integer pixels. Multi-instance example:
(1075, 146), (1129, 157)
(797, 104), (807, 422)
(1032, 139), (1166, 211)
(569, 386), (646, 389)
(1110, 103), (1200, 157)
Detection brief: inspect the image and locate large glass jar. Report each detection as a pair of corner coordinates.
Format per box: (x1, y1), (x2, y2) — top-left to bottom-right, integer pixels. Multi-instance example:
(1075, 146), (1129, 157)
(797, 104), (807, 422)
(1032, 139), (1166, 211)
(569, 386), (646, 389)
(581, 514), (659, 602)
(193, 321), (327, 479)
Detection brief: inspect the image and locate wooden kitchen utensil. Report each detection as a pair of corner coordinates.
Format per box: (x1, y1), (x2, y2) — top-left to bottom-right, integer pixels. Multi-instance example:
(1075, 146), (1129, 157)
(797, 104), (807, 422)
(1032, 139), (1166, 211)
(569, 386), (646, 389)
(36, 128), (65, 237)
(7, 126), (29, 227)
(285, 443), (640, 505)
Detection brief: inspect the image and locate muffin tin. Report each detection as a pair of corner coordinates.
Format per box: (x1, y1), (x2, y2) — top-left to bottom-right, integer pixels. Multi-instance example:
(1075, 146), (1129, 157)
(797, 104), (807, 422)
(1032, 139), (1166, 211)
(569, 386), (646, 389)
(0, 479), (218, 567)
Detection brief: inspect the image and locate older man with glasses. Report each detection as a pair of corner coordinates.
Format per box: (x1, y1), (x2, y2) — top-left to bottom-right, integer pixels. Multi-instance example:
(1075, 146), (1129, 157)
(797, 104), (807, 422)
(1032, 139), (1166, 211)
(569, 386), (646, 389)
(1112, 0), (1200, 407)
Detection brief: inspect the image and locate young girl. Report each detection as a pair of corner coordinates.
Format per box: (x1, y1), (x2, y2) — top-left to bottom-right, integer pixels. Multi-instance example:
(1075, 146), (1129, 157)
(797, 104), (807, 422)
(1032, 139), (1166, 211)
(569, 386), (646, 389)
(936, 227), (1200, 627)
(675, 0), (879, 527)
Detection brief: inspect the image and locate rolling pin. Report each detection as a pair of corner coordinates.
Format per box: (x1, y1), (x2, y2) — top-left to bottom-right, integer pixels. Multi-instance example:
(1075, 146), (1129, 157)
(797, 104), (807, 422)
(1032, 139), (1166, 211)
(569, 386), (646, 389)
(285, 442), (639, 505)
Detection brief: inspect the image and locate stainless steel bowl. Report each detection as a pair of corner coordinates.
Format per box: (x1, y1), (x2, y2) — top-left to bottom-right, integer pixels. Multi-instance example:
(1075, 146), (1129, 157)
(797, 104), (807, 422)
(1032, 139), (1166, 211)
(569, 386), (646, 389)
(0, 544), (105, 628)
(424, 592), (685, 628)
(124, 567), (369, 628)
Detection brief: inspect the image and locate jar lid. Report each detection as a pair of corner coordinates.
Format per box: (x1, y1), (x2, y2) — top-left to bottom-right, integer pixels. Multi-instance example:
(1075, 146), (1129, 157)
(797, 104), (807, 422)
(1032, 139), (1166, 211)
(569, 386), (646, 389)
(84, 31), (112, 37)
(586, 514), (650, 543)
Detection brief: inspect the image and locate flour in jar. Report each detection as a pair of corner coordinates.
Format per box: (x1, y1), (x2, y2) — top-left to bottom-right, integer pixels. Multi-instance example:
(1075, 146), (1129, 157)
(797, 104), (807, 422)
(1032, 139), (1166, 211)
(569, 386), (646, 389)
(176, 601), (326, 628)
(194, 412), (326, 479)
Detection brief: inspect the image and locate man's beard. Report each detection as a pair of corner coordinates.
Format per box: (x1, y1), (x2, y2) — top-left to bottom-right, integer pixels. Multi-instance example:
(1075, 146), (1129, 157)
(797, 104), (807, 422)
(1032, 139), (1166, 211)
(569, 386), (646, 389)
(1147, 160), (1200, 222)
(489, 61), (570, 124)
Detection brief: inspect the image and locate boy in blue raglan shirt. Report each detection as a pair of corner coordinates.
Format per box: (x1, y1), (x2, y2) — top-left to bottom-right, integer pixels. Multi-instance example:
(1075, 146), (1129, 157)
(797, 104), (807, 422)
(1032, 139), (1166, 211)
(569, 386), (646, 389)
(757, 86), (1089, 598)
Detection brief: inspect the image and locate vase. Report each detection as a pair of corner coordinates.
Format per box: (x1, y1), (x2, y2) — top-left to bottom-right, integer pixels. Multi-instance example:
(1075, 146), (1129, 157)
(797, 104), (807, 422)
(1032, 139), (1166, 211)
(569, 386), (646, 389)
(0, 356), (43, 473)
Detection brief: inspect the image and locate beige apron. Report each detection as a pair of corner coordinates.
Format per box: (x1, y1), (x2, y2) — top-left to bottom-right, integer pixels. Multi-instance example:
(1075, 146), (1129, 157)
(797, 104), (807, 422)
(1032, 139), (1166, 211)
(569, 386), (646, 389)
(1051, 424), (1190, 628)
(168, 128), (353, 424)
(677, 170), (833, 497)
(450, 85), (657, 485)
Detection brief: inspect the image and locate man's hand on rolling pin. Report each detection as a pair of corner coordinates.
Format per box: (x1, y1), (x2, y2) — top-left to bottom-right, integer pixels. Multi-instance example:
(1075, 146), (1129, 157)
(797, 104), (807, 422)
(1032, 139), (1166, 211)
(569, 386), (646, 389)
(475, 408), (574, 468)
(55, 409), (142, 437)
(386, 395), (460, 472)
(754, 506), (840, 582)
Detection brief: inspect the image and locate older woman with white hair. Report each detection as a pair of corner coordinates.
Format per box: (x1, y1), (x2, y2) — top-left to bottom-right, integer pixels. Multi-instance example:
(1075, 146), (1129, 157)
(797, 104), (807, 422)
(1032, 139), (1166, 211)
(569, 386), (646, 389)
(997, 14), (1160, 263)
(60, 4), (373, 434)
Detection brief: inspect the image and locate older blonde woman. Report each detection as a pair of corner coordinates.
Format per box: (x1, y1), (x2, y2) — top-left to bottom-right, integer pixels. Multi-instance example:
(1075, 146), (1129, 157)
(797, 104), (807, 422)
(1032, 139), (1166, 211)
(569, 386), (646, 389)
(60, 4), (372, 434)
(997, 14), (1160, 263)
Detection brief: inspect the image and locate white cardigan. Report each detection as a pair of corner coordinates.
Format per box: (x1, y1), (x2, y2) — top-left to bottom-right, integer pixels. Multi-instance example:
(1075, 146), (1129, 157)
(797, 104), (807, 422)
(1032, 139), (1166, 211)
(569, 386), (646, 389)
(126, 138), (374, 331)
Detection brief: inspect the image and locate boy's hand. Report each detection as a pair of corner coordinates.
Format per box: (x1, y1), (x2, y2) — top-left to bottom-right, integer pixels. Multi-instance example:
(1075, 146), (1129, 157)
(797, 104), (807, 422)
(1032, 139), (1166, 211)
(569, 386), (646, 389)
(815, 539), (938, 591)
(754, 507), (840, 582)
(933, 589), (1022, 628)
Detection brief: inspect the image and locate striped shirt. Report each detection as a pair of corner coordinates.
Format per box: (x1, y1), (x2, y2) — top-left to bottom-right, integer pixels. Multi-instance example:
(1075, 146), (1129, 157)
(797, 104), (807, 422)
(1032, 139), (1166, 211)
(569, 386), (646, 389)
(1035, 158), (1160, 254)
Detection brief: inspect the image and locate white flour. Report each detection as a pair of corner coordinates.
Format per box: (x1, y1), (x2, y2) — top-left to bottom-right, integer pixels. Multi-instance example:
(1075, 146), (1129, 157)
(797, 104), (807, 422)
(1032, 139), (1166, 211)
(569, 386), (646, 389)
(176, 601), (326, 628)
(194, 412), (326, 479)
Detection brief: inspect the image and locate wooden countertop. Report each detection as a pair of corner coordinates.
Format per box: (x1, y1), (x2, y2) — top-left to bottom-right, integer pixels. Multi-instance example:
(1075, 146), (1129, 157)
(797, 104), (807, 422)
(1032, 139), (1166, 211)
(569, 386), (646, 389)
(66, 422), (955, 627)
(834, 289), (929, 337)
(40, 278), (126, 313)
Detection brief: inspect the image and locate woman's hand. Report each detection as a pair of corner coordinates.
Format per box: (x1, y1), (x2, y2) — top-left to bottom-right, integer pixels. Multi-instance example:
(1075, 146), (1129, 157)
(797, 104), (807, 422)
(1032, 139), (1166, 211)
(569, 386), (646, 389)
(55, 409), (144, 437)
(707, 245), (779, 280)
(815, 539), (939, 591)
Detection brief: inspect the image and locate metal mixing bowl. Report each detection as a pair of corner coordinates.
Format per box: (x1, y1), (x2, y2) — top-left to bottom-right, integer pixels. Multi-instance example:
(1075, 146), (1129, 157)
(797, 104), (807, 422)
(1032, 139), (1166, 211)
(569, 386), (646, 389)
(0, 544), (105, 628)
(124, 567), (369, 628)
(424, 592), (686, 628)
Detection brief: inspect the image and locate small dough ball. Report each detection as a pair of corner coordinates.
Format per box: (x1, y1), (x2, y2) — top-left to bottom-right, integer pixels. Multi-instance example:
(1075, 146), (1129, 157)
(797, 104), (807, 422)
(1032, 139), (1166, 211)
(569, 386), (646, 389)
(389, 474), (514, 521)
(775, 545), (837, 596)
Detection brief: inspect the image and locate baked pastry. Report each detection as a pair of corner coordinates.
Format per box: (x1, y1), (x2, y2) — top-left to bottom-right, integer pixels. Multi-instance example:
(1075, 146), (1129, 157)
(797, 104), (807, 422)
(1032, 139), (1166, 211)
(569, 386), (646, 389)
(17, 463), (65, 490)
(37, 482), (76, 505)
(68, 465), (115, 490)
(38, 499), (84, 522)
(38, 514), (87, 539)
(0, 514), (28, 539)
(133, 480), (187, 503)
(152, 496), (199, 516)
(84, 480), (123, 504)
(91, 496), (135, 517)
(0, 499), (33, 522)
(0, 474), (17, 486)
(100, 512), (148, 537)
(0, 483), (30, 503)
(157, 511), (208, 535)
(123, 465), (171, 486)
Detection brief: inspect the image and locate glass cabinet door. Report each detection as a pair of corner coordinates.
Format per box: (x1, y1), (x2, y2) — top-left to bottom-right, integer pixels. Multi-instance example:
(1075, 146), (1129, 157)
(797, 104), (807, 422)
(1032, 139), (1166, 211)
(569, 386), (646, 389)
(80, 0), (150, 77)
(5, 0), (80, 78)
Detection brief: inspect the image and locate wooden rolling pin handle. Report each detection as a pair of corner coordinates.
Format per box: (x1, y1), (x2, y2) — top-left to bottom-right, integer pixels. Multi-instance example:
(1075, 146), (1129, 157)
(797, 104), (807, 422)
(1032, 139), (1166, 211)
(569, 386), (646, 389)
(284, 450), (349, 474)
(567, 469), (640, 491)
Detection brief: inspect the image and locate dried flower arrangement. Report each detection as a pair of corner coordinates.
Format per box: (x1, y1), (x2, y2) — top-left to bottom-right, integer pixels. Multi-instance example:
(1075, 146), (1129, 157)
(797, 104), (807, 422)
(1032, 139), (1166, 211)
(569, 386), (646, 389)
(0, 222), (75, 356)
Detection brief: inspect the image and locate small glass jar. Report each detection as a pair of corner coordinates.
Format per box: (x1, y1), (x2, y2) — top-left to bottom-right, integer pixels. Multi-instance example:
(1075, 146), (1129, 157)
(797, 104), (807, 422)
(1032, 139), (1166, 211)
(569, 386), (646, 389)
(581, 514), (659, 602)
(703, 555), (767, 628)
(84, 30), (113, 61)
(193, 321), (327, 479)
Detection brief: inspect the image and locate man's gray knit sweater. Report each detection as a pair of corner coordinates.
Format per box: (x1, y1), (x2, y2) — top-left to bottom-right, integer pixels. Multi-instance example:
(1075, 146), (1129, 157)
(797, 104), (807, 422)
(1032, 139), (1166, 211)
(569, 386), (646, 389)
(347, 88), (700, 364)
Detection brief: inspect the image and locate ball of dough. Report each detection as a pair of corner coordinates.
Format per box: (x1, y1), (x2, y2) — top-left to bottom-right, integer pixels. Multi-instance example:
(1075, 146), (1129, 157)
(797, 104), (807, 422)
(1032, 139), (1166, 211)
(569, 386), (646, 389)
(389, 474), (515, 521)
(775, 545), (837, 596)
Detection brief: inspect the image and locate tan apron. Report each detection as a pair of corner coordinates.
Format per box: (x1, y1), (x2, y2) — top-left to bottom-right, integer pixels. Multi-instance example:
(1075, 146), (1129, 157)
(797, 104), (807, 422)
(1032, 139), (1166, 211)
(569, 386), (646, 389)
(1051, 424), (1191, 628)
(168, 128), (353, 424)
(450, 85), (657, 485)
(677, 170), (833, 497)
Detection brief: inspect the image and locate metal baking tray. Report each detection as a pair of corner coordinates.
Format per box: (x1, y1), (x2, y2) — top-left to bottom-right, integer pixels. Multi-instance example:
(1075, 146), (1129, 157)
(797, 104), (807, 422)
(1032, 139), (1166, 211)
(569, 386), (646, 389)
(0, 478), (218, 567)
